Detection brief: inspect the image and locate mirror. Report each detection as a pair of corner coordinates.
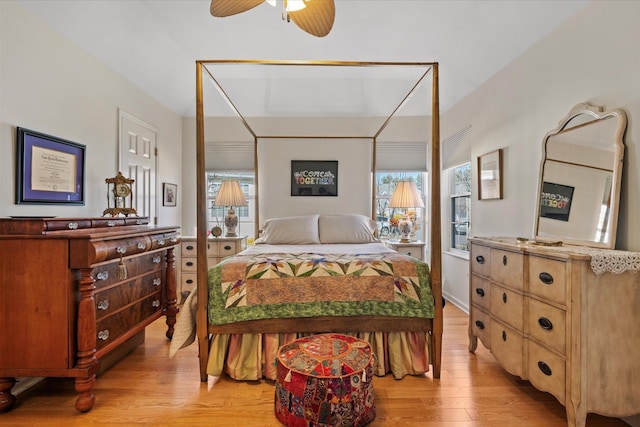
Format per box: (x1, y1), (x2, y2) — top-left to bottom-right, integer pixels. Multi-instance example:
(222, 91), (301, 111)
(534, 102), (626, 249)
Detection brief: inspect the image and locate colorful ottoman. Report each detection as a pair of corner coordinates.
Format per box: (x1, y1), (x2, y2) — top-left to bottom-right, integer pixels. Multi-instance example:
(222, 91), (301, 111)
(274, 333), (376, 427)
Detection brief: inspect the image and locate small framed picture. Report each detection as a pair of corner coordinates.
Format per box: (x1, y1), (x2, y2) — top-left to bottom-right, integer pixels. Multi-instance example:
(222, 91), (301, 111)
(163, 182), (177, 207)
(477, 149), (503, 200)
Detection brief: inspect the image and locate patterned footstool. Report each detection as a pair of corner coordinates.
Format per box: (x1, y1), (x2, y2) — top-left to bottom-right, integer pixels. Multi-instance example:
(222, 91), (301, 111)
(275, 333), (376, 427)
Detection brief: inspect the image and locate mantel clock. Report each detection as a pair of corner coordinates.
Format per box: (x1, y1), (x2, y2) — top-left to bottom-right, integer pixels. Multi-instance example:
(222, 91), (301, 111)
(103, 172), (137, 217)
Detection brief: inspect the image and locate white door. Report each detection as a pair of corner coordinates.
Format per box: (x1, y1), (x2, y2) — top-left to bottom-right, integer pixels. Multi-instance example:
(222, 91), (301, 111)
(118, 109), (158, 224)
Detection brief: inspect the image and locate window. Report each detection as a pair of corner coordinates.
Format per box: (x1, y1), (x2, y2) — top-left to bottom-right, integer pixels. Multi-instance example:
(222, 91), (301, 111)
(206, 172), (256, 238)
(450, 163), (471, 252)
(375, 172), (427, 242)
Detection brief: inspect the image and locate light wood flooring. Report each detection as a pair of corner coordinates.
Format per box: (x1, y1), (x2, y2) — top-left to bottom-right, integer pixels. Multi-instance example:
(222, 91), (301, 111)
(1, 304), (631, 426)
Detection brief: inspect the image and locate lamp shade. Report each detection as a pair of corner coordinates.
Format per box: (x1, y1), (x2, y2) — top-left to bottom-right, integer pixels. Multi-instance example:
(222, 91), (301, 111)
(388, 181), (425, 209)
(214, 180), (247, 207)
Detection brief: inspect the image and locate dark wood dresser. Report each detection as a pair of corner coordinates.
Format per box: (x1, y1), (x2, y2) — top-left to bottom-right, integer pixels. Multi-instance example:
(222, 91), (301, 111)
(0, 217), (180, 413)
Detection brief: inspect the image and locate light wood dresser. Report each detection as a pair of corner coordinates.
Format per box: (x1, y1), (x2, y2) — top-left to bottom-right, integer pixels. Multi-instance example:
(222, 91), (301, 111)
(469, 237), (640, 427)
(0, 217), (179, 413)
(179, 235), (247, 297)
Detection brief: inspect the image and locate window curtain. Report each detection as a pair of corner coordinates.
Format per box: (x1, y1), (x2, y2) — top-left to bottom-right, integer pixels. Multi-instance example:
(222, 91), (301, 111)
(376, 141), (427, 171)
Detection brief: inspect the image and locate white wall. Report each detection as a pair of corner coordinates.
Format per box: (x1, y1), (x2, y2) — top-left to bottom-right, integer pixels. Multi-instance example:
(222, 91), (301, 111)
(441, 0), (640, 312)
(0, 1), (182, 226)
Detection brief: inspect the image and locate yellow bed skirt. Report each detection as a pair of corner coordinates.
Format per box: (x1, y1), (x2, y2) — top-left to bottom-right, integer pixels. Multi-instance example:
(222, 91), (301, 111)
(207, 331), (431, 381)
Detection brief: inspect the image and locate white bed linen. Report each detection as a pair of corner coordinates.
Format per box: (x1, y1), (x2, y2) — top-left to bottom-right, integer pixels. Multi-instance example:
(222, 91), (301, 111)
(242, 242), (395, 256)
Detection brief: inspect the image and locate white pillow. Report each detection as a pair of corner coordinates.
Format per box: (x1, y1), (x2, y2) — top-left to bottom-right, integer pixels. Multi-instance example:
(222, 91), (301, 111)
(318, 214), (380, 244)
(254, 214), (320, 244)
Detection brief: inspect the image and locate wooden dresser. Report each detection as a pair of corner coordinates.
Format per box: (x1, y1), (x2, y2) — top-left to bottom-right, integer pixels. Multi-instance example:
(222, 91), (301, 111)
(469, 237), (640, 427)
(178, 236), (246, 298)
(0, 217), (179, 413)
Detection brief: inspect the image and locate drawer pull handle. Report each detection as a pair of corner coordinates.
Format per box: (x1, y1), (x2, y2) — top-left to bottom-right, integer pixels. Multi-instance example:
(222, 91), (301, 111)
(158, 239), (166, 246)
(186, 261), (194, 267)
(475, 288), (485, 297)
(170, 237), (178, 243)
(475, 255), (485, 264)
(502, 292), (507, 303)
(539, 272), (554, 285)
(475, 320), (485, 330)
(96, 271), (109, 281)
(68, 222), (79, 230)
(502, 330), (507, 341)
(186, 279), (194, 284)
(153, 256), (162, 264)
(152, 300), (161, 308)
(107, 220), (115, 227)
(538, 317), (553, 330)
(97, 300), (109, 310)
(136, 219), (144, 225)
(153, 278), (161, 286)
(502, 255), (507, 266)
(538, 361), (553, 376)
(186, 245), (194, 250)
(137, 242), (146, 250)
(116, 246), (127, 254)
(224, 245), (232, 251)
(98, 330), (110, 341)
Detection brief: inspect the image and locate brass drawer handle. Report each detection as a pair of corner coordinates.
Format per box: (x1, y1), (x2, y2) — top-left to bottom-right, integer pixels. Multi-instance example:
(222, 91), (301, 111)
(538, 317), (553, 330)
(98, 330), (110, 341)
(502, 255), (507, 266)
(538, 361), (553, 376)
(475, 255), (485, 264)
(96, 271), (109, 281)
(475, 320), (485, 330)
(539, 272), (554, 285)
(502, 292), (507, 303)
(67, 222), (79, 230)
(153, 255), (161, 264)
(97, 300), (109, 311)
(475, 288), (485, 297)
(153, 278), (161, 286)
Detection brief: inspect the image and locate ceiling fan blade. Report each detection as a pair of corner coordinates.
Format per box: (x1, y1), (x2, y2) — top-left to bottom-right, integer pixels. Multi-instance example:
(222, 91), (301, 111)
(210, 0), (264, 17)
(289, 0), (335, 37)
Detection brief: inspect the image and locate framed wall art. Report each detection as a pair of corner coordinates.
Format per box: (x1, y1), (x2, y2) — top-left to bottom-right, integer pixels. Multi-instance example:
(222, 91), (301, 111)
(16, 127), (86, 205)
(291, 160), (338, 196)
(163, 182), (177, 207)
(477, 149), (503, 200)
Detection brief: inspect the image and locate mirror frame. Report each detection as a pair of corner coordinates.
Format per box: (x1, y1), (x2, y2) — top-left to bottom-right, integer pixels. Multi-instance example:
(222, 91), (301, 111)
(534, 102), (626, 249)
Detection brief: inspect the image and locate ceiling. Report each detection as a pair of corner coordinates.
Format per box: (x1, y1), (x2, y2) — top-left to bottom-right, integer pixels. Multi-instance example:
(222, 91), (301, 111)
(17, 0), (589, 117)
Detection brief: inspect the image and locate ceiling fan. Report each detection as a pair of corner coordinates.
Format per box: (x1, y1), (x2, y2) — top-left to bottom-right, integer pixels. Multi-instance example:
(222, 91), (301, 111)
(210, 0), (335, 37)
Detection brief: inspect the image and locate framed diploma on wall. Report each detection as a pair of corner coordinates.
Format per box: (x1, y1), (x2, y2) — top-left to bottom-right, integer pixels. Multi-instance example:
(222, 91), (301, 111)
(16, 127), (86, 205)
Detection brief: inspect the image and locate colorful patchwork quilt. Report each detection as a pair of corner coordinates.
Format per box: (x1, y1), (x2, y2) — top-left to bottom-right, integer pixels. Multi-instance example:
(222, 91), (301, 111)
(207, 251), (434, 325)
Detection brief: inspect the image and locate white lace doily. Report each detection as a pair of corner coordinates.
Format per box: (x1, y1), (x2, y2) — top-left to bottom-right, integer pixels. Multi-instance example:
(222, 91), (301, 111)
(583, 248), (640, 275)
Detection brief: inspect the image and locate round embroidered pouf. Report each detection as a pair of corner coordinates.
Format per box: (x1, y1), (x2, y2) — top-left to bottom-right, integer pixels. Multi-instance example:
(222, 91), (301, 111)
(274, 333), (376, 427)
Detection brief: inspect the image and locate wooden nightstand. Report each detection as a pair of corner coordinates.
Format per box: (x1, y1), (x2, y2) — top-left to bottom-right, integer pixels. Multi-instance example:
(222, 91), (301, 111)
(385, 240), (425, 260)
(179, 235), (247, 299)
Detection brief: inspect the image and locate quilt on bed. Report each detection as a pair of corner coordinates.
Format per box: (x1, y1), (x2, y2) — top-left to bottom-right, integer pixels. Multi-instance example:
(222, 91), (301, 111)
(208, 251), (434, 325)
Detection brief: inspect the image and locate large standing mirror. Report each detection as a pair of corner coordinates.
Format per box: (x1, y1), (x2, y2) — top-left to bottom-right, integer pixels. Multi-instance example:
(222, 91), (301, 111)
(534, 102), (626, 249)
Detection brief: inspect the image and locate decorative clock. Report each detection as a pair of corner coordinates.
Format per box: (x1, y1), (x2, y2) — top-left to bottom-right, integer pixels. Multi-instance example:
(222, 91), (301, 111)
(103, 172), (138, 217)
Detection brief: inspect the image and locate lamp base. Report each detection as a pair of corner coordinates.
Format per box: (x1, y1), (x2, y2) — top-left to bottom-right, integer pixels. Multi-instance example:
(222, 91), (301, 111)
(224, 207), (238, 237)
(398, 215), (412, 243)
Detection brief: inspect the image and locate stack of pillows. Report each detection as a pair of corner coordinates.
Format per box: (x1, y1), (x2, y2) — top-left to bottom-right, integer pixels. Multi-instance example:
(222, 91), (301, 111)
(254, 214), (380, 245)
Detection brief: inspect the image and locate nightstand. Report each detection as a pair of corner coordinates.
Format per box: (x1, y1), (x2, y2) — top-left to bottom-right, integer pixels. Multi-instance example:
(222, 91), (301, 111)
(385, 240), (425, 260)
(179, 235), (247, 299)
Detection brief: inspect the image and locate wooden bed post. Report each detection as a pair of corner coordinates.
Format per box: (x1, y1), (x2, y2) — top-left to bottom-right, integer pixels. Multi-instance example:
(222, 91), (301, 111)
(430, 63), (443, 379)
(195, 61), (209, 382)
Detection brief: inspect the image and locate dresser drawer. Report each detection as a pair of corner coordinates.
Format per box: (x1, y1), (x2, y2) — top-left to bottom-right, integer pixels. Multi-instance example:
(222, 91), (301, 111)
(181, 257), (197, 272)
(181, 273), (197, 293)
(470, 275), (490, 310)
(207, 240), (239, 258)
(470, 308), (491, 348)
(181, 241), (197, 256)
(490, 249), (524, 291)
(527, 298), (566, 355)
(490, 319), (524, 377)
(528, 340), (566, 405)
(95, 292), (162, 351)
(490, 284), (524, 330)
(150, 232), (180, 250)
(470, 244), (491, 277)
(94, 272), (163, 319)
(528, 256), (567, 305)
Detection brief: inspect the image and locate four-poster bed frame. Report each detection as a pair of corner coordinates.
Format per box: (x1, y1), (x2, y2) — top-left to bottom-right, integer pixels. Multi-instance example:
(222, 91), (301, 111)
(194, 60), (442, 381)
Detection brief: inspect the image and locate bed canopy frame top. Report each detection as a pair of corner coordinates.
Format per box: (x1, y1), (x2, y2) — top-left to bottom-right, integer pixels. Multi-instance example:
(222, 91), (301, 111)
(195, 59), (442, 380)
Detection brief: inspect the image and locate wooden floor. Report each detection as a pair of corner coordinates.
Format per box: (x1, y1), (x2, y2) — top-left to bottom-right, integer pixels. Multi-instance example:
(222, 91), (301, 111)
(2, 304), (631, 426)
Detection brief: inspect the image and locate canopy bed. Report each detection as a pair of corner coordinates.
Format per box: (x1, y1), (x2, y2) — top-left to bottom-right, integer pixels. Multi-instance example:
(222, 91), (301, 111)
(192, 60), (442, 382)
